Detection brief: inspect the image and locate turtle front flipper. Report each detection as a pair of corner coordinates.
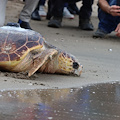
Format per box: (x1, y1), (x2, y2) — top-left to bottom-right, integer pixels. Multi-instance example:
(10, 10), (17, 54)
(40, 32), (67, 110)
(28, 49), (58, 77)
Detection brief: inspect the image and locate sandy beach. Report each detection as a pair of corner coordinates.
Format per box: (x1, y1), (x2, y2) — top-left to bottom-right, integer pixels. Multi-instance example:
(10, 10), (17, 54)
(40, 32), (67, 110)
(1, 0), (120, 90)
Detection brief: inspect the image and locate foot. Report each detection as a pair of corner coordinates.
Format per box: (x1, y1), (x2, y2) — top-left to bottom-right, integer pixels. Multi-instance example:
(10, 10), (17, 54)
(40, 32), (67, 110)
(79, 19), (94, 31)
(93, 28), (108, 38)
(31, 10), (41, 21)
(18, 19), (32, 30)
(39, 5), (47, 17)
(6, 22), (20, 27)
(63, 7), (74, 19)
(48, 17), (62, 28)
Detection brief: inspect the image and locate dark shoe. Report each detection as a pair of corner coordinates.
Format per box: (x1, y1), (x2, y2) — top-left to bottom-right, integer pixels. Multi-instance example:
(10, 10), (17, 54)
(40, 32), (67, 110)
(31, 10), (41, 21)
(18, 19), (32, 30)
(48, 17), (62, 28)
(79, 19), (94, 31)
(93, 28), (108, 38)
(6, 22), (20, 27)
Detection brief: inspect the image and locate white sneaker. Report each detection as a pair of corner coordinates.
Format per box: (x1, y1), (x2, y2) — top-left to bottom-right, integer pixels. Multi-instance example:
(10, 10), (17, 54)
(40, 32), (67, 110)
(63, 7), (74, 19)
(39, 5), (47, 17)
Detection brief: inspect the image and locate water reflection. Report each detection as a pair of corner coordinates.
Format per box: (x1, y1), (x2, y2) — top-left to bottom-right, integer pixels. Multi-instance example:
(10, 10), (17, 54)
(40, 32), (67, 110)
(0, 82), (120, 120)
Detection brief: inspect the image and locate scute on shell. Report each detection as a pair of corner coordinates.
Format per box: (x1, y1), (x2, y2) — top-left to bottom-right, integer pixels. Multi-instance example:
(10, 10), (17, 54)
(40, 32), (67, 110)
(0, 27), (45, 62)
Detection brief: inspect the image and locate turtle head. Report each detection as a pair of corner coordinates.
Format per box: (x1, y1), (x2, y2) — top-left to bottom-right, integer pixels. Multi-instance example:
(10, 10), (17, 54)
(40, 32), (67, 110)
(56, 52), (83, 76)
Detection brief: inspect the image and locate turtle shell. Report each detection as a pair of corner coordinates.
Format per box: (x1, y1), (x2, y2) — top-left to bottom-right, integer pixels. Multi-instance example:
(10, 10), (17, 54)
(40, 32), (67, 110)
(0, 26), (45, 67)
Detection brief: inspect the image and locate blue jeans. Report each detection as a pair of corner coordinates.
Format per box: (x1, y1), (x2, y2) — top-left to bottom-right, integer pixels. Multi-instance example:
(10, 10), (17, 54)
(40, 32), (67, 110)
(98, 0), (120, 33)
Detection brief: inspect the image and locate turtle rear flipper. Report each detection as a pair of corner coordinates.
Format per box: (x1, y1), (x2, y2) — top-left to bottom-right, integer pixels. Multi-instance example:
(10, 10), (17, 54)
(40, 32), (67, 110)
(28, 49), (58, 77)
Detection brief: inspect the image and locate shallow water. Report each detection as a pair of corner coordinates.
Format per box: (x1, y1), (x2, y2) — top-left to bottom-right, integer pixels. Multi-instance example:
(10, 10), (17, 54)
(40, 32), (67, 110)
(0, 82), (120, 120)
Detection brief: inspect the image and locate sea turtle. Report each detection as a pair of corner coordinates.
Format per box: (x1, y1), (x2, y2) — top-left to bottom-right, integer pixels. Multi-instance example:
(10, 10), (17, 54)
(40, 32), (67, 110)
(0, 23), (83, 77)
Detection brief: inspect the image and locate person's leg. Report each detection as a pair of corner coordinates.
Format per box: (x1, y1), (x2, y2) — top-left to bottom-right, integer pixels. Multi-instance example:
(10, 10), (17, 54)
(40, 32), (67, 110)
(31, 7), (41, 21)
(79, 0), (94, 30)
(48, 0), (94, 30)
(98, 0), (118, 33)
(64, 0), (94, 30)
(31, 1), (41, 21)
(19, 0), (39, 22)
(46, 0), (52, 20)
(49, 0), (77, 18)
(18, 0), (39, 29)
(67, 2), (80, 15)
(0, 0), (8, 27)
(51, 0), (65, 18)
(48, 0), (65, 28)
(48, 0), (79, 28)
(79, 0), (93, 19)
(93, 0), (119, 37)
(39, 0), (47, 17)
(63, 0), (93, 30)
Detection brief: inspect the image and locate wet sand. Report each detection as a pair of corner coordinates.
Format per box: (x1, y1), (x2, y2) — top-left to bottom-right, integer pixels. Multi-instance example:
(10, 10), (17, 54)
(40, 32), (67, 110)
(0, 82), (120, 120)
(0, 0), (120, 90)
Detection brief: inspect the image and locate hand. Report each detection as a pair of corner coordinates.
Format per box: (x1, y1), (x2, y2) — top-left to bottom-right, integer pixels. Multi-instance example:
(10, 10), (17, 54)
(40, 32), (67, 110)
(115, 23), (120, 37)
(108, 5), (120, 16)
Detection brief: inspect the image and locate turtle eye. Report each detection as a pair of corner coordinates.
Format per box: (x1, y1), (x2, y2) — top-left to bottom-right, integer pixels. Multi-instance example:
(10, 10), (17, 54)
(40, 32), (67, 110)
(73, 62), (79, 69)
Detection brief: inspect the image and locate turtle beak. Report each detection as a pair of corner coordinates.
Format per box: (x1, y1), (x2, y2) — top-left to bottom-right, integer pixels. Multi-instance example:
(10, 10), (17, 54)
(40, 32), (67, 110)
(74, 64), (83, 76)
